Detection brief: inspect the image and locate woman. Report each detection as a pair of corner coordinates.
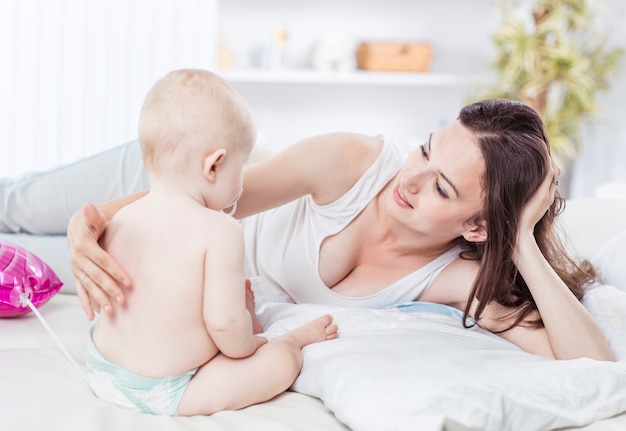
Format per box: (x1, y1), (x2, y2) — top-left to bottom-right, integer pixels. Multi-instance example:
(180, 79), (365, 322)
(67, 98), (614, 361)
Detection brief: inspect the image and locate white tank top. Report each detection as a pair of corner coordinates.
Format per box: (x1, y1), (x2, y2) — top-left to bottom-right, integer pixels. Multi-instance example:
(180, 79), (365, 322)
(241, 137), (461, 308)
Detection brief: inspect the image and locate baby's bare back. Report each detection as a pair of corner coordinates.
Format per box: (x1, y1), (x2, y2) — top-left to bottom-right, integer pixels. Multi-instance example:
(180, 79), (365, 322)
(92, 195), (224, 378)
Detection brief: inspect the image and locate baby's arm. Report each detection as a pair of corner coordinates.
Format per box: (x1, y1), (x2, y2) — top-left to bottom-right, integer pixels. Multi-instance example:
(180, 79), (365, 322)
(202, 216), (260, 359)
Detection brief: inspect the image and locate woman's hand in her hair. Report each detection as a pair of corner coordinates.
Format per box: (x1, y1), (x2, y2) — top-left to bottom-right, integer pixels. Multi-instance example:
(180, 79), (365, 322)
(520, 158), (561, 234)
(67, 202), (129, 320)
(511, 159), (615, 361)
(514, 158), (561, 262)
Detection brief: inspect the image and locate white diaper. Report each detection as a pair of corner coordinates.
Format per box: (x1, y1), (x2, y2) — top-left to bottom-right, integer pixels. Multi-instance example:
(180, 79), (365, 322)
(85, 328), (197, 415)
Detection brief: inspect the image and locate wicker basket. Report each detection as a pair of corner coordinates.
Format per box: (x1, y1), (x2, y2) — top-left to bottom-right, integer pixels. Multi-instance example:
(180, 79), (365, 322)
(356, 42), (433, 72)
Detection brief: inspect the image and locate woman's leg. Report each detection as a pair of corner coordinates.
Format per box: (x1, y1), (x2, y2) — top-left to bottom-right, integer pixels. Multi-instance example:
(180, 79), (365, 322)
(0, 140), (147, 234)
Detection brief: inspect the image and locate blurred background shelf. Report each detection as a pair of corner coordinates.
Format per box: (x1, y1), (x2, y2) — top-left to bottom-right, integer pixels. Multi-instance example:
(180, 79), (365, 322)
(222, 69), (494, 87)
(217, 0), (500, 152)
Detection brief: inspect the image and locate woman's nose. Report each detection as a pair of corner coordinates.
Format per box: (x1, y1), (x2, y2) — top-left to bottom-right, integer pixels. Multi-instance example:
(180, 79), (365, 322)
(402, 169), (424, 194)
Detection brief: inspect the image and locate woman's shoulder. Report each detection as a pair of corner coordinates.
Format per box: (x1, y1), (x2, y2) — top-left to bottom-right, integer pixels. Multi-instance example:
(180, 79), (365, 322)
(303, 132), (384, 167)
(299, 132), (386, 205)
(238, 132), (388, 216)
(421, 255), (479, 307)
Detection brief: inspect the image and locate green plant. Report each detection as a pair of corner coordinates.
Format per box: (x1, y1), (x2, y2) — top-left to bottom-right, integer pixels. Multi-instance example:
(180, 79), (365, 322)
(477, 0), (623, 166)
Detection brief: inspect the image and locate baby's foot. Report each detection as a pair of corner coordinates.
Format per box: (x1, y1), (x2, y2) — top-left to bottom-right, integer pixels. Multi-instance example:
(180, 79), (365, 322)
(284, 315), (338, 348)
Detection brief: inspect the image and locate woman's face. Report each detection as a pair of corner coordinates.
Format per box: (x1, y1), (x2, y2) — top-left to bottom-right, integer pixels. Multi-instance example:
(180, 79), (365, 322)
(387, 120), (486, 243)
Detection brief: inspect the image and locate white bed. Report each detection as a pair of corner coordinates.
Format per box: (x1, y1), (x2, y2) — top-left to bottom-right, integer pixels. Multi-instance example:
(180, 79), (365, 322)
(1, 197), (626, 431)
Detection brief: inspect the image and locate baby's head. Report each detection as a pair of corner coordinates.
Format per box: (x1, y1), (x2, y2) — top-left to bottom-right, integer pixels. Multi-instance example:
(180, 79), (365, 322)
(139, 69), (255, 171)
(138, 69), (256, 208)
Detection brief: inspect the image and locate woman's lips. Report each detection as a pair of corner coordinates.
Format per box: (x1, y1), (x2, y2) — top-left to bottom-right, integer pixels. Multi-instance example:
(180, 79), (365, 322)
(393, 183), (413, 208)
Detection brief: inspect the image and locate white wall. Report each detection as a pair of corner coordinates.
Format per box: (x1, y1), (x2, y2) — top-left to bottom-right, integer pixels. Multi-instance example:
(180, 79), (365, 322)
(219, 0), (626, 199)
(0, 0), (218, 177)
(2, 0), (624, 199)
(569, 0), (626, 198)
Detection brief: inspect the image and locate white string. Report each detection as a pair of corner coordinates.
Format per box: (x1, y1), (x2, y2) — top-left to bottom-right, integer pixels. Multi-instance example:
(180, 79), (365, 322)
(19, 294), (90, 385)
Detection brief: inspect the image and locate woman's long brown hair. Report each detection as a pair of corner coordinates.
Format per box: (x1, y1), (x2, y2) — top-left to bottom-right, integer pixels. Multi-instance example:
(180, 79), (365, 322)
(457, 99), (596, 330)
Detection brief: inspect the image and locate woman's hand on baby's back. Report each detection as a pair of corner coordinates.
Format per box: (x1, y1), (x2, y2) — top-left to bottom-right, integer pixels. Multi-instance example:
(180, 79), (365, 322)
(68, 202), (130, 320)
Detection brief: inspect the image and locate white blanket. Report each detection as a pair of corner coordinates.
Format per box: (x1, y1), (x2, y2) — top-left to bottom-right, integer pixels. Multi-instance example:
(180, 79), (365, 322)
(257, 297), (626, 431)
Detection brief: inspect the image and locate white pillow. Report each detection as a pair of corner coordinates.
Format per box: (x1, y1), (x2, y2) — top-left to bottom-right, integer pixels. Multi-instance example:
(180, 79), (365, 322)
(592, 229), (626, 292)
(560, 198), (626, 258)
(584, 230), (626, 360)
(257, 302), (626, 431)
(583, 284), (626, 360)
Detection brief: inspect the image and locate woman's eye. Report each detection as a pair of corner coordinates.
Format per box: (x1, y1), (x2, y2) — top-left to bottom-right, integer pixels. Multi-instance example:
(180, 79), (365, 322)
(419, 144), (428, 159)
(436, 182), (449, 199)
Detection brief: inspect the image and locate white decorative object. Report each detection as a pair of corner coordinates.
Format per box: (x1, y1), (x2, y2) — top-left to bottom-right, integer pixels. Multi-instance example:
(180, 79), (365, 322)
(311, 32), (357, 73)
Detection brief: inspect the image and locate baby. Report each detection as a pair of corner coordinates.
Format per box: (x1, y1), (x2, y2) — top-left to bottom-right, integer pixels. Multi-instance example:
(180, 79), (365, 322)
(85, 69), (338, 416)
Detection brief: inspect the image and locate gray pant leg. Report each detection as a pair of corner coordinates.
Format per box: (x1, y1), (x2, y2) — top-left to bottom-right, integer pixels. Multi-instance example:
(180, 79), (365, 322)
(0, 140), (148, 234)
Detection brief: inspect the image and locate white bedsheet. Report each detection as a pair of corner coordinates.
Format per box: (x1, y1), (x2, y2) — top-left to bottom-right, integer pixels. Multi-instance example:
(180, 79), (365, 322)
(0, 294), (349, 431)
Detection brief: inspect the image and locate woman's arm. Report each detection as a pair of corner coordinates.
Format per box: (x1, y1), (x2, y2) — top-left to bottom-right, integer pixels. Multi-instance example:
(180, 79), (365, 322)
(511, 161), (615, 361)
(430, 249), (613, 359)
(68, 191), (146, 320)
(510, 237), (614, 360)
(235, 132), (383, 218)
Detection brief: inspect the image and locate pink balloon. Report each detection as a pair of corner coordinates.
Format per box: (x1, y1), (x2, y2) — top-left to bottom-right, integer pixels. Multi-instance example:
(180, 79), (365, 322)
(0, 240), (63, 317)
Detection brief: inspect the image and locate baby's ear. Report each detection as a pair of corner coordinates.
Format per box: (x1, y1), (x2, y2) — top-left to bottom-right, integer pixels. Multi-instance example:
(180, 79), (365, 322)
(202, 149), (226, 182)
(463, 221), (487, 243)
